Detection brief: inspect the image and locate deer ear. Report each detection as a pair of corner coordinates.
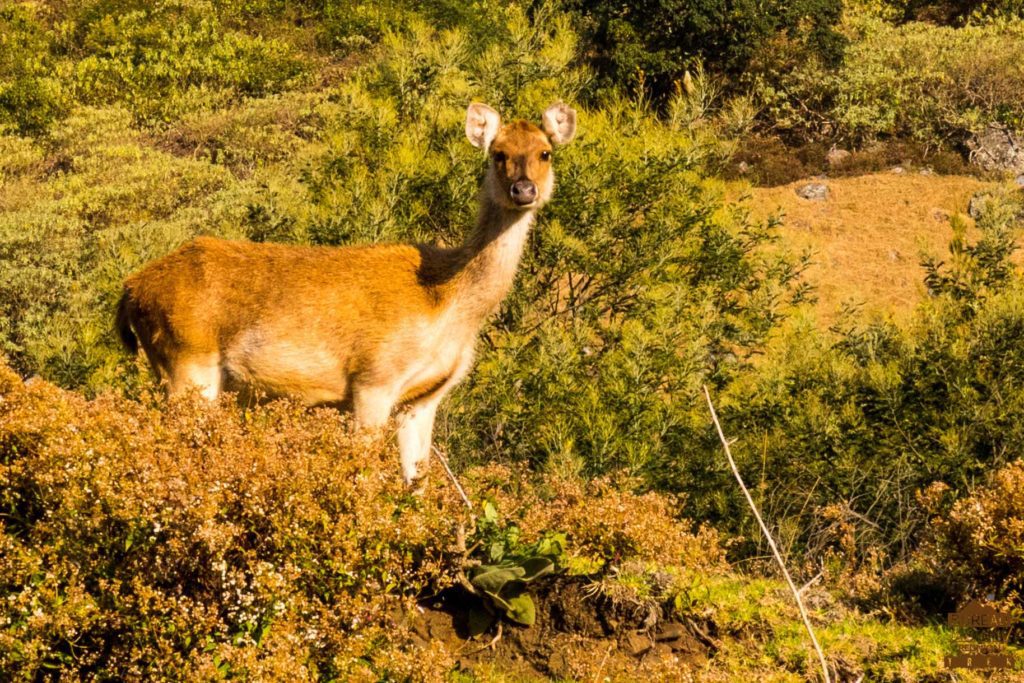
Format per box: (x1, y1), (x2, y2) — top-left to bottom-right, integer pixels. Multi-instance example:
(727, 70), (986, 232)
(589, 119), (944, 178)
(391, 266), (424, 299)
(542, 102), (577, 145)
(466, 103), (501, 150)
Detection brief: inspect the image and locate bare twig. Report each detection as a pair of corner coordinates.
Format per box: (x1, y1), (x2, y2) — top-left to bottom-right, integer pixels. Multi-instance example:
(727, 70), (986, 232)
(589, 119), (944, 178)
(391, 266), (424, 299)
(703, 385), (832, 683)
(453, 521), (480, 596)
(463, 621), (503, 654)
(592, 642), (615, 683)
(432, 445), (473, 510)
(799, 570), (824, 596)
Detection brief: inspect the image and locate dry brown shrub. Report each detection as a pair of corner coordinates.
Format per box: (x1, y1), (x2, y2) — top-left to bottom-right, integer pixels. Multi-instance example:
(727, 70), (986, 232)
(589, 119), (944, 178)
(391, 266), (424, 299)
(917, 461), (1024, 610)
(0, 361), (721, 680)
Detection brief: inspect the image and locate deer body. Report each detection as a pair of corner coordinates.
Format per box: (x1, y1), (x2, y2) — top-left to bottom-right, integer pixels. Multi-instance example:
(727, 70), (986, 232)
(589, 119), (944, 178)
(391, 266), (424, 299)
(117, 102), (576, 484)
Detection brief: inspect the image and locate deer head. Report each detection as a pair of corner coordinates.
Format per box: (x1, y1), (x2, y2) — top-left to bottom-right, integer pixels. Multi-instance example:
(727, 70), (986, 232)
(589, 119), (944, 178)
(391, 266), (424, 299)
(466, 102), (577, 210)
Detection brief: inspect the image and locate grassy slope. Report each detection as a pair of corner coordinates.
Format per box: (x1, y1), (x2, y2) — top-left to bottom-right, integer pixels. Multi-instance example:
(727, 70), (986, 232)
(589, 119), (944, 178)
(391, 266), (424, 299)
(743, 173), (1010, 323)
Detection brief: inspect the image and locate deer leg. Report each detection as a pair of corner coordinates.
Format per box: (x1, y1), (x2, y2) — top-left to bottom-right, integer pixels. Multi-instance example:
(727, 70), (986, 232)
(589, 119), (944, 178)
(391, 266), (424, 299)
(352, 385), (397, 430)
(395, 352), (474, 487)
(168, 354), (221, 401)
(396, 397), (440, 486)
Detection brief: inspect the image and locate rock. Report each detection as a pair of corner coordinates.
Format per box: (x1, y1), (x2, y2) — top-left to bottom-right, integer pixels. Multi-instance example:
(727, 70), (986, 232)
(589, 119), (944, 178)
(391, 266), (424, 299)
(623, 631), (653, 657)
(1016, 174), (1024, 187)
(826, 147), (850, 167)
(796, 183), (828, 201)
(919, 167), (934, 176)
(737, 160), (750, 175)
(968, 192), (992, 220)
(968, 123), (1024, 174)
(891, 166), (905, 174)
(655, 623), (688, 641)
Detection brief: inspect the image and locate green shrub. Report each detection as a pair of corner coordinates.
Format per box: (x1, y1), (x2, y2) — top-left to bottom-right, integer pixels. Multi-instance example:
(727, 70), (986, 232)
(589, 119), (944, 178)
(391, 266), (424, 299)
(66, 0), (307, 124)
(562, 0), (846, 102)
(0, 3), (67, 134)
(719, 189), (1024, 563)
(761, 15), (1024, 145)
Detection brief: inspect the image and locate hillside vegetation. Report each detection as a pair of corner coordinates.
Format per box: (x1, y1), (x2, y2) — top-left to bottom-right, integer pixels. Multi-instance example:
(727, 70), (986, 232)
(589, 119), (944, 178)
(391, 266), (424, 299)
(2, 0), (1024, 680)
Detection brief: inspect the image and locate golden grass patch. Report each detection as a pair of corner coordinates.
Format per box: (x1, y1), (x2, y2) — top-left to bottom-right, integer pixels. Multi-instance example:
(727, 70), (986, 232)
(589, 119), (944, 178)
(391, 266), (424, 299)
(744, 173), (1003, 323)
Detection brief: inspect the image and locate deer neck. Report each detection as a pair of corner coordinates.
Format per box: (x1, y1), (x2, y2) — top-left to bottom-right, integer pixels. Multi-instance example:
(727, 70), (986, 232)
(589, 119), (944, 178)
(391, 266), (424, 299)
(450, 193), (535, 320)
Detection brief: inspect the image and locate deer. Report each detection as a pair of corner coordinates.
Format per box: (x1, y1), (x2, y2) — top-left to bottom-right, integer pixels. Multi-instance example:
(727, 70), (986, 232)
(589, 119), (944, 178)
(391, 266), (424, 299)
(115, 101), (577, 485)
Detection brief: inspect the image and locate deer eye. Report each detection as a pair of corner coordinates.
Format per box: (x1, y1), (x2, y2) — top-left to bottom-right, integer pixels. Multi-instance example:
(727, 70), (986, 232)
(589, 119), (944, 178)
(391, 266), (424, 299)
(493, 151), (506, 163)
(540, 150), (551, 161)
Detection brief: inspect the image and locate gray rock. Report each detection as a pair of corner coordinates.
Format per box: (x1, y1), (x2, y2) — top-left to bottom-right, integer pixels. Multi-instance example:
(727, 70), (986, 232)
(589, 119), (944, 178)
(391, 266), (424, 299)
(624, 631), (653, 657)
(655, 623), (688, 641)
(891, 166), (905, 174)
(968, 192), (992, 220)
(968, 123), (1024, 174)
(826, 147), (851, 167)
(796, 183), (829, 201)
(1016, 174), (1024, 187)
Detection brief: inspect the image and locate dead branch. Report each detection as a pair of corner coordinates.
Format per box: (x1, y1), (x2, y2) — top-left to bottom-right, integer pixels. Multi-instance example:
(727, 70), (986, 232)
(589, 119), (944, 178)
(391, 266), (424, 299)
(703, 385), (832, 683)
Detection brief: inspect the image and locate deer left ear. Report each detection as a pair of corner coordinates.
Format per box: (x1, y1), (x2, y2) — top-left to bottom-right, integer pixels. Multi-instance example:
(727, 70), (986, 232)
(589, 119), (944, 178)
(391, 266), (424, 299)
(542, 102), (577, 145)
(466, 103), (501, 150)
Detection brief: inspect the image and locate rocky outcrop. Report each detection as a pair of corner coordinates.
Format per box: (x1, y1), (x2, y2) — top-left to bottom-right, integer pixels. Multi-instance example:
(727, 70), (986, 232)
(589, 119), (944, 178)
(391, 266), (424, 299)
(967, 123), (1024, 174)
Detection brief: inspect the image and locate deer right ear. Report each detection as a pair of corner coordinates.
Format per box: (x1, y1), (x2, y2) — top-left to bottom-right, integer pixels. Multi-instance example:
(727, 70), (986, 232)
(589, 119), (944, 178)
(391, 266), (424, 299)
(466, 103), (501, 150)
(542, 102), (577, 145)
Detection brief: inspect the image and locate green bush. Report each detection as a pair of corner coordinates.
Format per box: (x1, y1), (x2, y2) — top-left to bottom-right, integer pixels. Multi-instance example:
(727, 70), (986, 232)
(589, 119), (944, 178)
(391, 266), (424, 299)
(1, 0), (309, 132)
(719, 190), (1024, 562)
(66, 0), (308, 124)
(760, 15), (1024, 144)
(562, 0), (846, 102)
(0, 4), (68, 134)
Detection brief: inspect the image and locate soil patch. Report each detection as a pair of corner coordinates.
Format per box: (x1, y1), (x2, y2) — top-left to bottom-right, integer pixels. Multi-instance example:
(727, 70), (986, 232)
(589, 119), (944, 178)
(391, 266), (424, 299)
(402, 576), (711, 681)
(728, 135), (980, 187)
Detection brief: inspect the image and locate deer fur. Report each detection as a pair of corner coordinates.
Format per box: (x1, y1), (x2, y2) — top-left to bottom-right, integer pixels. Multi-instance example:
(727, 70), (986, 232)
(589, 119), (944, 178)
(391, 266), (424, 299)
(116, 102), (577, 484)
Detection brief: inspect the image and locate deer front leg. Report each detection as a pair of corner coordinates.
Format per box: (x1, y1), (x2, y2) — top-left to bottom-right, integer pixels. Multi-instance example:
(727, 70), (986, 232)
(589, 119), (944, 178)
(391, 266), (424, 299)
(396, 397), (440, 486)
(352, 384), (397, 430)
(168, 353), (222, 401)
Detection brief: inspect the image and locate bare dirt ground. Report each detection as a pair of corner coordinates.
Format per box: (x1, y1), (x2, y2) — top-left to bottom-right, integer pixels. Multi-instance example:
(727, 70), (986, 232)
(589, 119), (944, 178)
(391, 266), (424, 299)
(743, 172), (1002, 323)
(400, 577), (712, 681)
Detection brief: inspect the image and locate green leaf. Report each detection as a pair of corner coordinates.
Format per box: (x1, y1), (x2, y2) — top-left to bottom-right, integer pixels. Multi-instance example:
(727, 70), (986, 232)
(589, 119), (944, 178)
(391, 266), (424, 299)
(483, 501), (498, 523)
(504, 593), (536, 625)
(518, 557), (555, 582)
(469, 564), (525, 593)
(489, 540), (505, 563)
(536, 532), (567, 559)
(467, 605), (496, 638)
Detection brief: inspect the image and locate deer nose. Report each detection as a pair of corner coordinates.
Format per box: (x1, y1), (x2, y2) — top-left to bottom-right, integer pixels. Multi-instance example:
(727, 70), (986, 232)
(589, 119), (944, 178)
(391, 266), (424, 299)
(510, 180), (537, 205)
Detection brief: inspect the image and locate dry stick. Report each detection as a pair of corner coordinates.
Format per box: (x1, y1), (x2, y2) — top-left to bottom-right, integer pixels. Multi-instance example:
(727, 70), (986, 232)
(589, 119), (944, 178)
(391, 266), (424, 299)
(702, 385), (832, 683)
(432, 445), (474, 511)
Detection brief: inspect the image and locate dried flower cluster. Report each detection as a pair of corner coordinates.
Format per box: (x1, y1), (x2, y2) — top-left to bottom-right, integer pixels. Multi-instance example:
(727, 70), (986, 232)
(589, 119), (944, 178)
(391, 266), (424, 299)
(0, 361), (720, 679)
(921, 462), (1024, 607)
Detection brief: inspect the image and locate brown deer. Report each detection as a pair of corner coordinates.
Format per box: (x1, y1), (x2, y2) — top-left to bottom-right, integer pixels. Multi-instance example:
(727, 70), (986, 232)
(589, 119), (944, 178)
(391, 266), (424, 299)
(116, 102), (577, 484)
